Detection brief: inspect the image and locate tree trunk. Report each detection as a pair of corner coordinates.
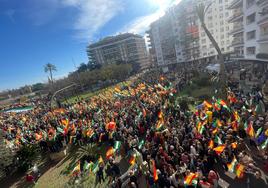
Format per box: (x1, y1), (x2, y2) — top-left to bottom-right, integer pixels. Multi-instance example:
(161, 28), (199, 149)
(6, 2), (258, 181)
(201, 23), (226, 95)
(49, 69), (53, 84)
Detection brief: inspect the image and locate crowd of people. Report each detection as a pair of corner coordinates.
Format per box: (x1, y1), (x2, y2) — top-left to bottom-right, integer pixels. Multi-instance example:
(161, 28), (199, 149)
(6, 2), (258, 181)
(0, 63), (268, 188)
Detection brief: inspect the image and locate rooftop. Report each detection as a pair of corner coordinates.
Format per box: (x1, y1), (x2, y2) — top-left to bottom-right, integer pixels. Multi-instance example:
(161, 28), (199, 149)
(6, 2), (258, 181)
(88, 33), (143, 49)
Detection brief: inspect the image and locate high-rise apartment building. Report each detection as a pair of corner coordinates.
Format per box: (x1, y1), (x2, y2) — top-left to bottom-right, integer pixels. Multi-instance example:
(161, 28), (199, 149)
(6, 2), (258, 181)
(228, 0), (268, 61)
(87, 33), (150, 69)
(147, 0), (234, 66)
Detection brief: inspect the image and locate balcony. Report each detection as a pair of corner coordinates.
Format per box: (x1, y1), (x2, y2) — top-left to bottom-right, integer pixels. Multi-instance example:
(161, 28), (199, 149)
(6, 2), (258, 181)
(231, 37), (244, 46)
(257, 0), (268, 6)
(258, 8), (268, 25)
(228, 8), (243, 22)
(258, 34), (268, 43)
(228, 0), (242, 9)
(229, 24), (244, 35)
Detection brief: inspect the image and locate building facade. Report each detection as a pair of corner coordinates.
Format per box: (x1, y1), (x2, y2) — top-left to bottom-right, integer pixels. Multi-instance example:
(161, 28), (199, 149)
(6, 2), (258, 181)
(87, 33), (150, 69)
(147, 0), (234, 66)
(228, 0), (268, 61)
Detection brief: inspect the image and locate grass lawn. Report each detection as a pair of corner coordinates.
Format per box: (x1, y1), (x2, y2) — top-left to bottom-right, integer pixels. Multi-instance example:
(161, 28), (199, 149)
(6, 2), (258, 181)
(35, 143), (112, 188)
(64, 81), (131, 104)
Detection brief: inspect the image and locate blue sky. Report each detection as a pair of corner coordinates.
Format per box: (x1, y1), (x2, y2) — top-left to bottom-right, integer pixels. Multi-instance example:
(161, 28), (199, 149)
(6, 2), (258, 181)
(0, 0), (181, 91)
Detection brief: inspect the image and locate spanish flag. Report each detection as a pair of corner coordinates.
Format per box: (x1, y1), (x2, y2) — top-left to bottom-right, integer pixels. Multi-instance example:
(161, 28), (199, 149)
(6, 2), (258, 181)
(158, 110), (164, 120)
(129, 155), (136, 166)
(61, 119), (69, 127)
(208, 140), (214, 149)
(247, 122), (255, 138)
(106, 121), (116, 131)
(235, 164), (245, 178)
(92, 156), (104, 174)
(213, 145), (226, 155)
(71, 161), (81, 176)
(212, 127), (219, 135)
(106, 147), (114, 159)
(231, 142), (237, 149)
(184, 172), (198, 186)
(203, 101), (212, 109)
(152, 160), (158, 181)
(156, 119), (164, 130)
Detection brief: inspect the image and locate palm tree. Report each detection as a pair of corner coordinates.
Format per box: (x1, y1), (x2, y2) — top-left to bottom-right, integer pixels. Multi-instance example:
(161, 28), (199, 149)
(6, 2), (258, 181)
(76, 144), (96, 160)
(44, 63), (57, 84)
(196, 3), (226, 92)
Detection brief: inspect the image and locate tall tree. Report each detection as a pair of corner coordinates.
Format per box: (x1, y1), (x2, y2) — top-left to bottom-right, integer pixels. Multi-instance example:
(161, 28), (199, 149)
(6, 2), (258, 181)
(44, 63), (57, 84)
(196, 3), (226, 92)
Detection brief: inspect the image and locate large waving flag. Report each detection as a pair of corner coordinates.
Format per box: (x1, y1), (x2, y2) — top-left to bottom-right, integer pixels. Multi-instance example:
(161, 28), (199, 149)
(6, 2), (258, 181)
(213, 145), (226, 155)
(184, 172), (198, 186)
(227, 157), (245, 178)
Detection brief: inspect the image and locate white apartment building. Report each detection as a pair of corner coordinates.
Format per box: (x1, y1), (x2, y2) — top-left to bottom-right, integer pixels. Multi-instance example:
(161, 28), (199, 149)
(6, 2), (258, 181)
(199, 0), (233, 58)
(146, 8), (180, 66)
(147, 0), (234, 66)
(87, 33), (150, 69)
(228, 0), (268, 61)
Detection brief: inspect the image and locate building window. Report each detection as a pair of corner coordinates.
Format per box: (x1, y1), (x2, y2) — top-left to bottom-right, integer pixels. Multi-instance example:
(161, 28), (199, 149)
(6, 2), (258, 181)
(220, 21), (224, 25)
(260, 24), (268, 36)
(203, 52), (207, 56)
(246, 47), (255, 55)
(226, 26), (229, 31)
(220, 27), (224, 32)
(246, 30), (256, 40)
(246, 13), (256, 25)
(202, 39), (206, 43)
(201, 32), (206, 37)
(202, 45), (207, 49)
(221, 41), (225, 45)
(225, 0), (228, 2)
(246, 0), (254, 8)
(221, 35), (224, 39)
(225, 12), (229, 17)
(220, 13), (223, 18)
(219, 0), (222, 4)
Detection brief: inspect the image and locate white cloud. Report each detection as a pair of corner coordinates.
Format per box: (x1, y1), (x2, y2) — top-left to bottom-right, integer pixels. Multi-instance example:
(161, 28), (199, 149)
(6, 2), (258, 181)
(61, 0), (124, 40)
(118, 0), (181, 35)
